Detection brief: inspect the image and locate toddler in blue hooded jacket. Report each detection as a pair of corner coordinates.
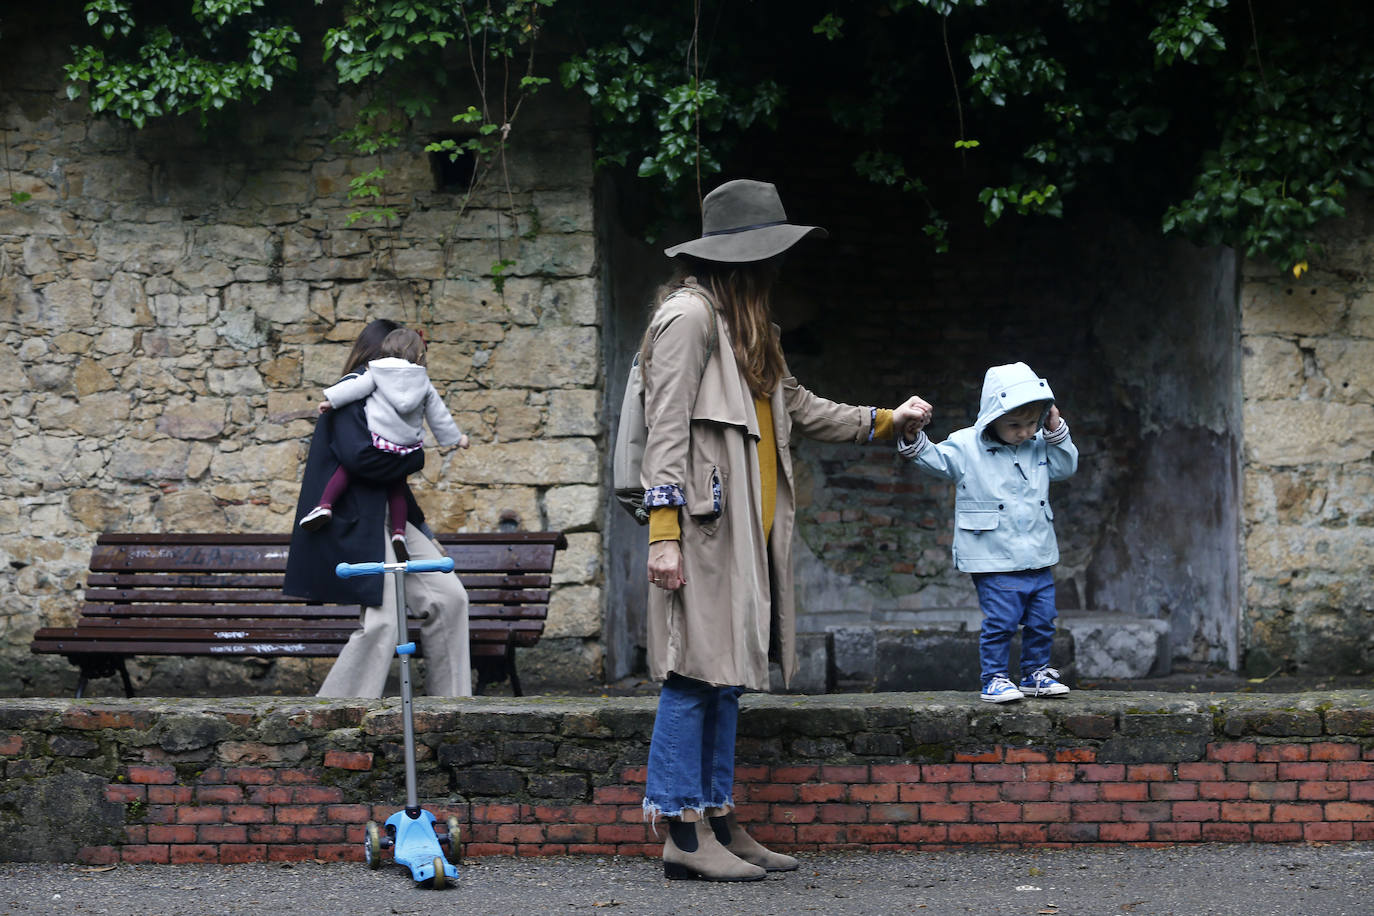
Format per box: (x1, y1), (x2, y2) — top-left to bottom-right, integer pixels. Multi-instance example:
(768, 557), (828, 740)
(898, 362), (1078, 703)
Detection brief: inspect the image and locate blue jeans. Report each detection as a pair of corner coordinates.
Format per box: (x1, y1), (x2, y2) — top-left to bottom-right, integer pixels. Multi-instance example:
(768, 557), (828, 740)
(972, 568), (1057, 687)
(643, 674), (744, 819)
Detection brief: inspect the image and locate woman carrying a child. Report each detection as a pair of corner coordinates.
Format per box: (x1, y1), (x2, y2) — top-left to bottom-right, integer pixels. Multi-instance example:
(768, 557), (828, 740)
(639, 179), (932, 881)
(283, 318), (472, 698)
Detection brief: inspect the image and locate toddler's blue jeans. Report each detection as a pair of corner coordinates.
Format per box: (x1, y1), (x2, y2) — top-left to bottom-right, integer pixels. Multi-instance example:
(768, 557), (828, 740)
(643, 673), (744, 820)
(972, 568), (1057, 687)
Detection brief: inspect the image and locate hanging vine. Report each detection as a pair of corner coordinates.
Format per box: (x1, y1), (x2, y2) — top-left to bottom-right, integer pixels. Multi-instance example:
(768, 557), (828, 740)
(51, 1), (1374, 274)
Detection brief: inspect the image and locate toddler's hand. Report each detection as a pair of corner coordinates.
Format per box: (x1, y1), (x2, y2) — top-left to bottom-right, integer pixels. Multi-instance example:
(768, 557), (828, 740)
(317, 401), (332, 414)
(1046, 405), (1062, 431)
(458, 433), (470, 450)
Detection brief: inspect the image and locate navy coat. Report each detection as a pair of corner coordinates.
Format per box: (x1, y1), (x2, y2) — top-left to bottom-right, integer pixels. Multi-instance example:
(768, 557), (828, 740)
(282, 397), (425, 606)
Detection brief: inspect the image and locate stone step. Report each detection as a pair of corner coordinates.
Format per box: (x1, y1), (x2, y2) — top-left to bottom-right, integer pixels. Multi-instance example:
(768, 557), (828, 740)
(775, 609), (1172, 694)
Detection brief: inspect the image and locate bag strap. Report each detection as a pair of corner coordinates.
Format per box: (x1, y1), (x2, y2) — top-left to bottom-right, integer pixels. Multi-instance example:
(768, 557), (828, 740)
(650, 281), (719, 390)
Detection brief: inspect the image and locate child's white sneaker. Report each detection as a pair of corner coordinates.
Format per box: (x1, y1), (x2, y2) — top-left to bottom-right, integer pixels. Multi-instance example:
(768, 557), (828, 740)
(299, 505), (332, 531)
(979, 676), (1024, 703)
(1020, 667), (1070, 697)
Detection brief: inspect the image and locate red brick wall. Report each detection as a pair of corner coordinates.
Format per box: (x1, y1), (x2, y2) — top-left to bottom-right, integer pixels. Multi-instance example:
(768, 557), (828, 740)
(18, 698), (1365, 865)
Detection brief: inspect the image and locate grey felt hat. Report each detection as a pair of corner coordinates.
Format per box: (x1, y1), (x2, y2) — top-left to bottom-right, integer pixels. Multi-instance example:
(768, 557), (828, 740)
(664, 179), (827, 262)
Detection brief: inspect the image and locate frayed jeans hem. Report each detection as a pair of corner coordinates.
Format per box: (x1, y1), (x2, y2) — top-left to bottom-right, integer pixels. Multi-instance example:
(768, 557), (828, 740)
(642, 798), (734, 835)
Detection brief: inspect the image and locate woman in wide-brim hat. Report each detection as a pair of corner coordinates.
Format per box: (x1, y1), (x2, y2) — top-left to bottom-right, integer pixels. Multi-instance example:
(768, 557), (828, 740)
(639, 179), (933, 881)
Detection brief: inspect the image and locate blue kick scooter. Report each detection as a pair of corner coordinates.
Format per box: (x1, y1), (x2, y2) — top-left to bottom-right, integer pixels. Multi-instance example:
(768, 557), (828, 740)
(335, 555), (462, 889)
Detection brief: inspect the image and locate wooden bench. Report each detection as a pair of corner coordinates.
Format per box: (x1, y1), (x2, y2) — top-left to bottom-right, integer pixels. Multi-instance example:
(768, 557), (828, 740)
(30, 531), (567, 698)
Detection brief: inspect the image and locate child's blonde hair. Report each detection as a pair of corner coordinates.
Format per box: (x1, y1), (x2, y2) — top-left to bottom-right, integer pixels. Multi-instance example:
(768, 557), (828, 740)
(380, 328), (426, 365)
(1005, 400), (1050, 423)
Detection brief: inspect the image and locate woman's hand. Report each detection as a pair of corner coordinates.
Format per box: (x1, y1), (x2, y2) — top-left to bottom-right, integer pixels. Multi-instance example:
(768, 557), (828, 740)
(893, 395), (933, 436)
(647, 540), (686, 591)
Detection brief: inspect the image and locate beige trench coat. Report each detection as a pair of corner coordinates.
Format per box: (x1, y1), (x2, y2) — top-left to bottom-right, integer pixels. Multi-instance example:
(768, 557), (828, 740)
(641, 288), (875, 690)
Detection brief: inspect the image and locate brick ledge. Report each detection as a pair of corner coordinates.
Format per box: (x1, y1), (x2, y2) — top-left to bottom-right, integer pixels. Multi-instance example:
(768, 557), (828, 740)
(1, 691), (1370, 863)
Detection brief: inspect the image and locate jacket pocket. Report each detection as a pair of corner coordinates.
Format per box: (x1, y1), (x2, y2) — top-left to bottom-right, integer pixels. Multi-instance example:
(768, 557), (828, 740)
(684, 465), (724, 536)
(956, 500), (1002, 533)
(684, 458), (724, 514)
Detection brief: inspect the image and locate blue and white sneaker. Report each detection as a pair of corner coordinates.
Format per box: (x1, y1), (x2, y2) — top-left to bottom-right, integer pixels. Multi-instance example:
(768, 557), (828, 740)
(1020, 667), (1070, 697)
(979, 676), (1025, 703)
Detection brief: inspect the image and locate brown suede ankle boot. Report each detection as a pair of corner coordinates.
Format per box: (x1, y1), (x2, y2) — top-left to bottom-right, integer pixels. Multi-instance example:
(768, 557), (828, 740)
(662, 817), (765, 882)
(709, 810), (798, 872)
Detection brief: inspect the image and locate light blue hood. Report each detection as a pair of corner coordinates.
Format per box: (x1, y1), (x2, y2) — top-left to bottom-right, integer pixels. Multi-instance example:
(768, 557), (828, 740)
(973, 362), (1055, 439)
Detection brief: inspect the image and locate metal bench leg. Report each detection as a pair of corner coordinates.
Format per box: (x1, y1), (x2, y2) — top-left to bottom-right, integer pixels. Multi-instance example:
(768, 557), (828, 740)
(72, 656), (135, 699)
(506, 644), (522, 697)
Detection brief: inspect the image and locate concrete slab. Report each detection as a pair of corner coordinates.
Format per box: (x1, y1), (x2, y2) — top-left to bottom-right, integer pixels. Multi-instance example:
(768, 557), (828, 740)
(1059, 611), (1172, 678)
(814, 608), (1173, 690)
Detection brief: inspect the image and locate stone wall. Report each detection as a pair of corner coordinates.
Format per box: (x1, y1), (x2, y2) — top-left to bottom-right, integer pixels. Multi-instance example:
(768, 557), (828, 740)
(0, 693), (1371, 863)
(1239, 195), (1374, 674)
(0, 18), (605, 695)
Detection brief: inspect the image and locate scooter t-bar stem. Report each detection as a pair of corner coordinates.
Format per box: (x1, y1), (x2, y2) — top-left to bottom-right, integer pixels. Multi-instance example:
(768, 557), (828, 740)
(335, 557), (455, 578)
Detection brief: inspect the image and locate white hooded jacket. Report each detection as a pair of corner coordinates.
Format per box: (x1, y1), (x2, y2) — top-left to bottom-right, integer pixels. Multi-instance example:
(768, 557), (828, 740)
(323, 357), (463, 450)
(899, 362), (1077, 573)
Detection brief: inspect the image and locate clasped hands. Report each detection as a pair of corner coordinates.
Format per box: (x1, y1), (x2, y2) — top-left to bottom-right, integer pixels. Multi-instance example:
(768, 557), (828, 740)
(894, 394), (934, 445)
(647, 393), (935, 591)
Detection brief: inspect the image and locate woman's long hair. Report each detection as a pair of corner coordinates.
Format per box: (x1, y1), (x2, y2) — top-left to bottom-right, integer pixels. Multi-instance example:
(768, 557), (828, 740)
(340, 318), (401, 376)
(653, 256), (785, 398)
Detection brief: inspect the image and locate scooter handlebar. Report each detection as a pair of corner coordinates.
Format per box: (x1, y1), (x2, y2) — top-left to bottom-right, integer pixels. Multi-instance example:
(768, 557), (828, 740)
(334, 557), (455, 578)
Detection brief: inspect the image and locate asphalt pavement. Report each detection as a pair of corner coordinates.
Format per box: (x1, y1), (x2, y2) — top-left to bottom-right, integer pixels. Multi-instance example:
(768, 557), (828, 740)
(2, 843), (1369, 916)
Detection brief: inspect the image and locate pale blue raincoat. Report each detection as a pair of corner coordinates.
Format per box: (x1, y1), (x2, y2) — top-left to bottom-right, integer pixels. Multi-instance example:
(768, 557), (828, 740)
(898, 362), (1077, 572)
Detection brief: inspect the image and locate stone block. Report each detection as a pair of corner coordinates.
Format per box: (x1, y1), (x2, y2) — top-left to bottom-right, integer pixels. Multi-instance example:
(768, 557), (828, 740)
(546, 388), (600, 437)
(107, 439), (195, 482)
(1058, 612), (1171, 678)
(544, 584), (601, 639)
(517, 637), (604, 693)
(1119, 713), (1211, 737)
(1241, 336), (1303, 398)
(1312, 339), (1374, 403)
(543, 485), (599, 532)
(37, 391), (132, 438)
(1097, 735), (1209, 764)
(450, 439), (597, 486)
(539, 277), (599, 326)
(485, 327), (599, 389)
(550, 533), (600, 587)
(1351, 289), (1374, 338)
(194, 225), (274, 263)
(856, 623), (1075, 693)
(828, 626), (877, 688)
(770, 632), (829, 695)
(1241, 281), (1345, 335)
(908, 711), (972, 747)
(532, 189), (595, 234)
(1243, 400), (1374, 465)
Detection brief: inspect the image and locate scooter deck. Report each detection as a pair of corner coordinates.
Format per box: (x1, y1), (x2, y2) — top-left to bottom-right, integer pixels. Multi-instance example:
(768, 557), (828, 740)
(387, 809), (459, 885)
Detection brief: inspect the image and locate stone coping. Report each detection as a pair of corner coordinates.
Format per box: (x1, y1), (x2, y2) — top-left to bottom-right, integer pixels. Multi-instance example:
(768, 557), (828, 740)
(3, 688), (1369, 715)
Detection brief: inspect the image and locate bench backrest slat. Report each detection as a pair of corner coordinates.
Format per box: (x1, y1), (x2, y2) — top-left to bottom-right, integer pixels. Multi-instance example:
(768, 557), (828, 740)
(81, 602), (549, 621)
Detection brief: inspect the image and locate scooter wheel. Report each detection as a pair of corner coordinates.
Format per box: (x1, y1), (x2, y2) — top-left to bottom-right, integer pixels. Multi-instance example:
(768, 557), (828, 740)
(444, 816), (461, 858)
(430, 857), (446, 889)
(364, 821), (383, 870)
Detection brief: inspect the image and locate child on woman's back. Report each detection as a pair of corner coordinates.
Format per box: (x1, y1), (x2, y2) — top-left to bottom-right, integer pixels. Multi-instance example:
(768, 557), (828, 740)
(898, 361), (1078, 703)
(299, 328), (468, 560)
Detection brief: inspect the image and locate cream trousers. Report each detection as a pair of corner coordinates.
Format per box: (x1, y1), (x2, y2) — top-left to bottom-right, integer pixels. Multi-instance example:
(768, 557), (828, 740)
(316, 519), (472, 698)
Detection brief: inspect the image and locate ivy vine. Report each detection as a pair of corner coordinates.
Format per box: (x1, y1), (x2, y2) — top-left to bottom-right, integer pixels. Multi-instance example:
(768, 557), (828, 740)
(39, 0), (1374, 275)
